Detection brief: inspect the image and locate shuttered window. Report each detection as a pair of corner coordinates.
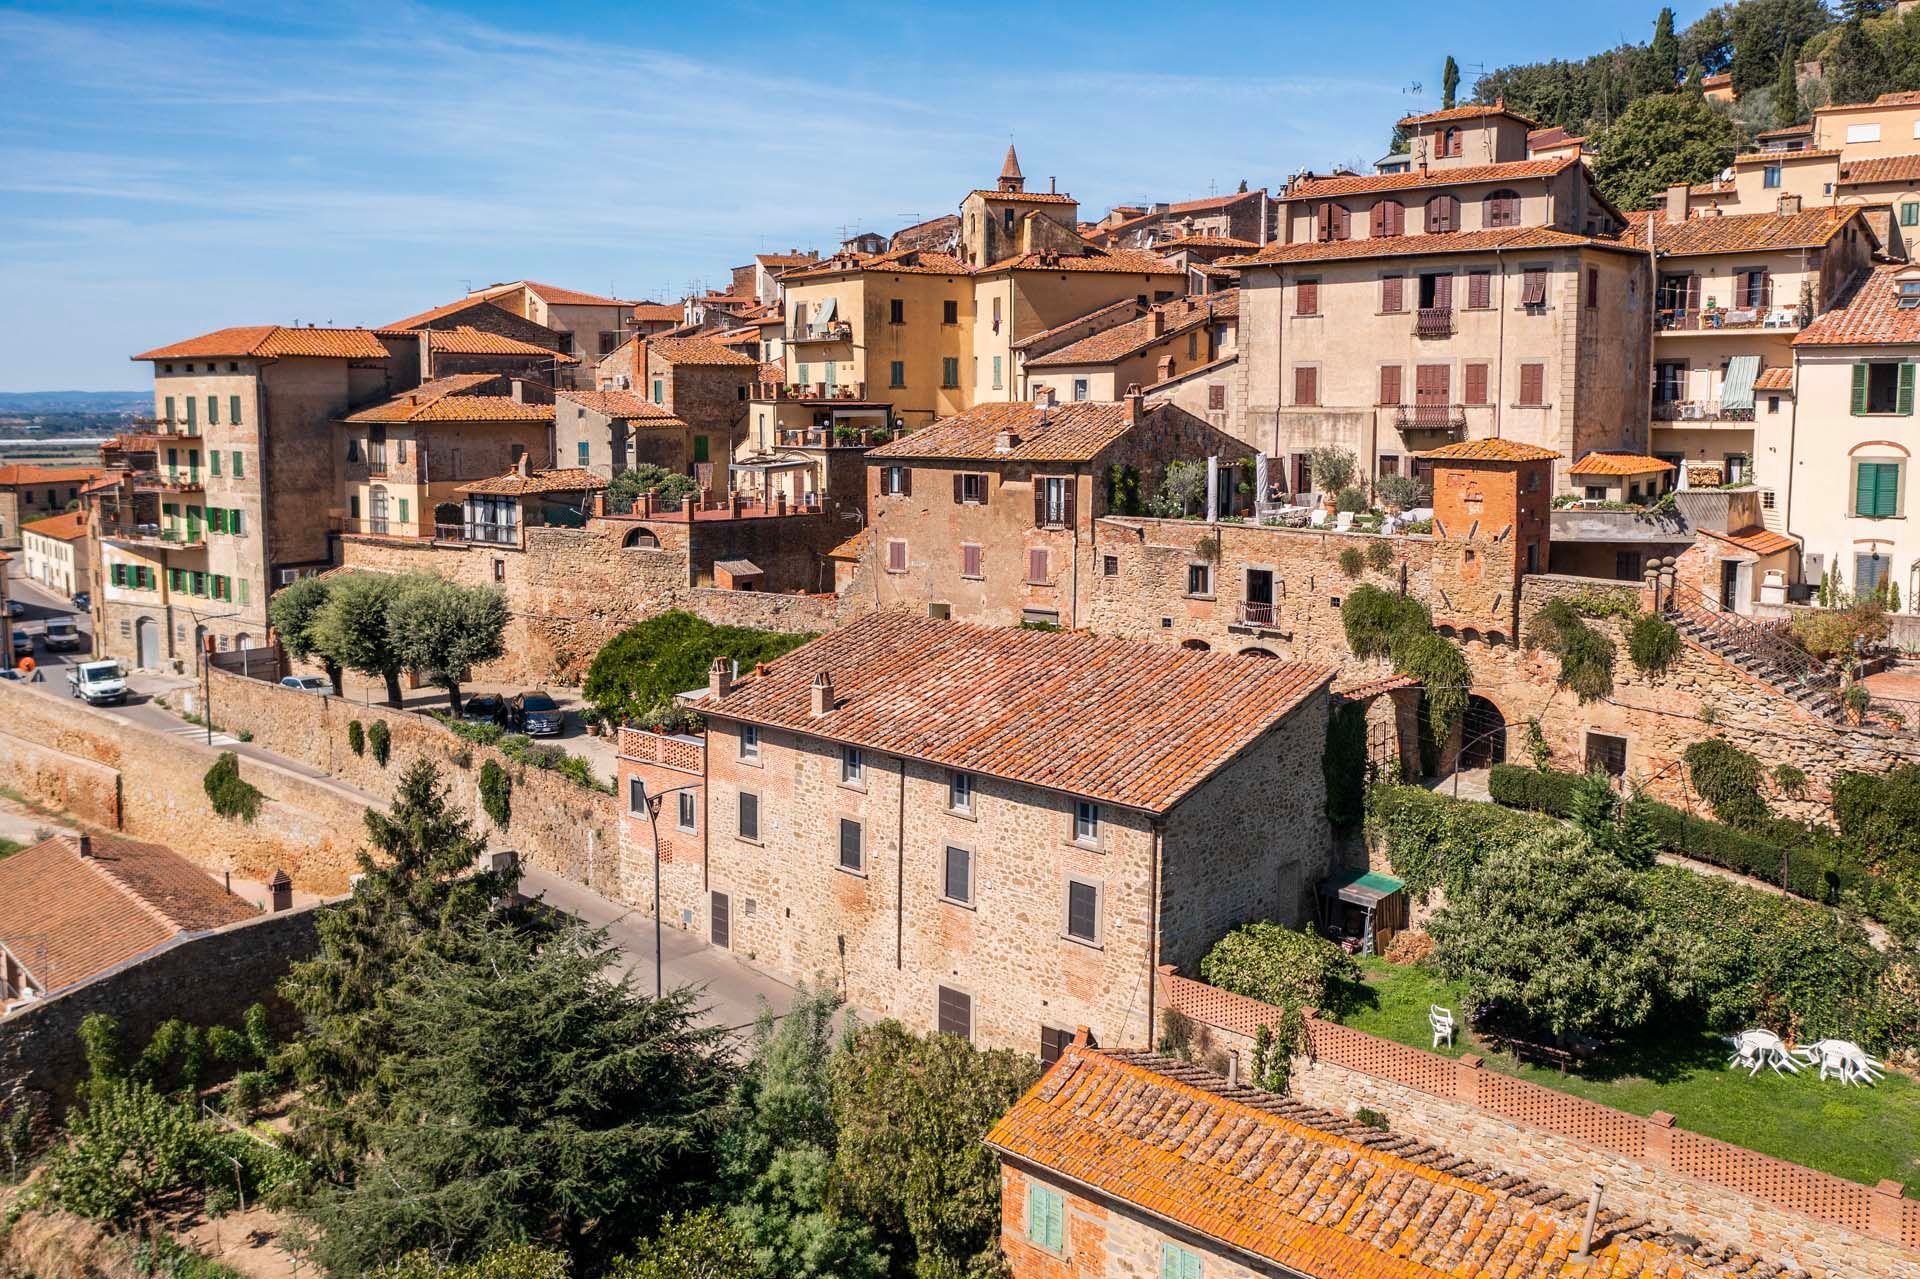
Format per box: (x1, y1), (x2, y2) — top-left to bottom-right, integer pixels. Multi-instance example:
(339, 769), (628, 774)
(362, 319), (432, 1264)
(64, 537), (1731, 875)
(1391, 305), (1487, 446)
(1296, 279), (1319, 315)
(1464, 363), (1489, 405)
(1855, 461), (1903, 517)
(1467, 270), (1492, 309)
(1425, 194), (1459, 233)
(1161, 1243), (1204, 1279)
(1587, 267), (1600, 308)
(886, 539), (907, 572)
(1293, 366), (1318, 405)
(1518, 362), (1546, 406)
(1065, 878), (1102, 944)
(961, 542), (982, 577)
(1027, 548), (1050, 583)
(1370, 200), (1404, 237)
(1430, 273), (1452, 309)
(229, 394), (242, 425)
(1207, 384), (1226, 410)
(1317, 202), (1350, 240)
(738, 791), (759, 841)
(1415, 364), (1450, 405)
(1039, 1025), (1074, 1066)
(943, 845), (972, 904)
(1378, 365), (1402, 405)
(1484, 189), (1521, 227)
(1026, 1182), (1064, 1251)
(941, 356), (959, 387)
(838, 818), (864, 872)
(938, 986), (973, 1040)
(1851, 361), (1916, 415)
(1521, 268), (1548, 307)
(1380, 275), (1404, 312)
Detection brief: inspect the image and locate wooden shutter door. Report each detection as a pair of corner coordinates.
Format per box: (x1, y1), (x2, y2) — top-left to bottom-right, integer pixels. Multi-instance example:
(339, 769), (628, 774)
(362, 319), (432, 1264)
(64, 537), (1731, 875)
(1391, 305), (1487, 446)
(1063, 478), (1077, 527)
(1520, 363), (1544, 406)
(1416, 364), (1449, 405)
(1386, 201), (1403, 236)
(1382, 275), (1402, 312)
(1028, 548), (1048, 581)
(1379, 365), (1402, 405)
(1851, 363), (1869, 415)
(1034, 483), (1047, 527)
(1370, 202), (1387, 236)
(1468, 272), (1490, 309)
(1432, 273), (1452, 309)
(953, 473), (965, 503)
(1298, 280), (1318, 314)
(1464, 363), (1489, 405)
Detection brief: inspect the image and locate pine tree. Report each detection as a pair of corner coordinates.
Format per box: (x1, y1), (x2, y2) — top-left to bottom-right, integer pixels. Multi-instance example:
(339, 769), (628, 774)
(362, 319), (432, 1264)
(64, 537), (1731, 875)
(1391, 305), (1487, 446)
(1774, 47), (1805, 126)
(1646, 7), (1682, 95)
(1442, 56), (1460, 109)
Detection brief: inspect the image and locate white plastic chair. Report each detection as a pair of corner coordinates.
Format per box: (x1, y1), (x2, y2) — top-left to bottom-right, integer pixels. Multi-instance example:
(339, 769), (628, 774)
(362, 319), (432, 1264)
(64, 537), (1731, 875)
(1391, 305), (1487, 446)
(1728, 1029), (1799, 1076)
(1333, 511), (1355, 533)
(1429, 1005), (1456, 1049)
(1308, 508), (1328, 528)
(1800, 1038), (1883, 1086)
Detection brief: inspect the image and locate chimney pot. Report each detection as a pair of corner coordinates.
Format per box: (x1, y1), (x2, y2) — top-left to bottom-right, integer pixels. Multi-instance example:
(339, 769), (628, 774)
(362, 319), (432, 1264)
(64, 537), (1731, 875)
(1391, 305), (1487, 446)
(76, 834), (92, 858)
(1148, 308), (1165, 338)
(1124, 385), (1145, 425)
(1664, 182), (1691, 225)
(995, 429), (1021, 453)
(708, 656), (733, 699)
(810, 670), (835, 717)
(1778, 193), (1802, 215)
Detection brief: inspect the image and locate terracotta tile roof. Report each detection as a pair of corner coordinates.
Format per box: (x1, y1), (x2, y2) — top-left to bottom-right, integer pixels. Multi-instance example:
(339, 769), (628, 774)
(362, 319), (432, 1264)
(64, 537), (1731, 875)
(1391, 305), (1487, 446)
(1228, 226), (1631, 268)
(516, 281), (634, 307)
(22, 512), (89, 542)
(1630, 205), (1862, 256)
(1152, 234), (1260, 251)
(1795, 265), (1920, 346)
(1836, 152), (1920, 186)
(383, 297), (517, 331)
(1755, 124), (1814, 139)
(1027, 292), (1238, 369)
(1755, 367), (1794, 392)
(1712, 524), (1798, 556)
(0, 464), (106, 487)
(344, 377), (553, 424)
(1398, 101), (1539, 128)
(711, 327), (761, 347)
(786, 247), (972, 280)
(966, 189), (1079, 204)
(1568, 451), (1676, 476)
(1691, 179), (1736, 196)
(648, 336), (756, 367)
(1284, 154), (1574, 200)
(632, 302), (683, 323)
(1876, 90), (1920, 106)
(414, 326), (576, 361)
(867, 401), (1136, 463)
(756, 252), (819, 268)
(1421, 438), (1561, 462)
(340, 373), (497, 421)
(697, 614), (1333, 813)
(980, 247), (1183, 276)
(826, 528), (866, 559)
(1168, 188), (1264, 214)
(557, 390), (685, 424)
(757, 360), (785, 384)
(1526, 126), (1586, 149)
(1332, 672), (1420, 699)
(133, 326), (390, 361)
(457, 466), (607, 496)
(988, 1046), (1779, 1279)
(1731, 147), (1841, 164)
(1144, 352), (1236, 391)
(0, 833), (257, 997)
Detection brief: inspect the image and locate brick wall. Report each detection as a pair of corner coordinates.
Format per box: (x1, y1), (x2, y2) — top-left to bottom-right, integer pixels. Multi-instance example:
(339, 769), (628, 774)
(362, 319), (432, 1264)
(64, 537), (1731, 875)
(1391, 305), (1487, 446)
(999, 1163), (1264, 1279)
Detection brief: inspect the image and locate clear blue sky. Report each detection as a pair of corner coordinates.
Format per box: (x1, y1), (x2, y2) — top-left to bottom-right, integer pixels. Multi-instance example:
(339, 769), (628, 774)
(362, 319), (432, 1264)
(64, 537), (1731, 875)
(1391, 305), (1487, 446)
(0, 0), (1715, 390)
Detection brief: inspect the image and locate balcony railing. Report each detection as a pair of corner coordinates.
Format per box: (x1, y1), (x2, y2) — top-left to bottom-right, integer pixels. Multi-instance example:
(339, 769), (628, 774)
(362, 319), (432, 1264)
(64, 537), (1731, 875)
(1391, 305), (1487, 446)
(1653, 399), (1756, 423)
(129, 468), (203, 492)
(1414, 307), (1454, 338)
(1239, 600), (1277, 627)
(1656, 305), (1804, 332)
(1394, 403), (1467, 431)
(754, 379), (871, 403)
(128, 417), (201, 437)
(787, 321), (852, 343)
(464, 523), (522, 546)
(102, 522), (206, 549)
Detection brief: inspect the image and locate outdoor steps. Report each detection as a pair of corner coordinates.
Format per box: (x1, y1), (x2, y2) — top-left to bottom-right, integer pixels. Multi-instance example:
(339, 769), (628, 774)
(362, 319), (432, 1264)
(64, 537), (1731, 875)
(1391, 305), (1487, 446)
(1665, 607), (1848, 723)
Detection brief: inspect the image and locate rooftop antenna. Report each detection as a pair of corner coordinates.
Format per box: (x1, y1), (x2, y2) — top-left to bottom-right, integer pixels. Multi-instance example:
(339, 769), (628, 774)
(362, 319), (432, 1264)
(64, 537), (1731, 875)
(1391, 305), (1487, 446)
(460, 278), (472, 294)
(1403, 80), (1424, 97)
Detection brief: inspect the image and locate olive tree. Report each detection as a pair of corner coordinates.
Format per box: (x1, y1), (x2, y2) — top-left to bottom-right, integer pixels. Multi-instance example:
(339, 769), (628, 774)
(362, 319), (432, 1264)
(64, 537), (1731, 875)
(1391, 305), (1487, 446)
(388, 574), (508, 714)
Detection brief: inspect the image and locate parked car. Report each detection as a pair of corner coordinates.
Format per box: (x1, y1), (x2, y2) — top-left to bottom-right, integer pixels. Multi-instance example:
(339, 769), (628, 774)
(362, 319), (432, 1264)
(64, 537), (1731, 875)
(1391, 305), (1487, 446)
(507, 691), (564, 736)
(67, 659), (128, 705)
(70, 592), (91, 612)
(461, 693), (506, 725)
(10, 627), (28, 655)
(4, 600), (21, 619)
(42, 618), (82, 652)
(280, 674), (328, 694)
(0, 668), (21, 681)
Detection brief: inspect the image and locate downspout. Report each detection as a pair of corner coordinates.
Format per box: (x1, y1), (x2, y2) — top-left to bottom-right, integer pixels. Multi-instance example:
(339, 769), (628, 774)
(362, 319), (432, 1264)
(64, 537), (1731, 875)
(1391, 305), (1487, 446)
(1646, 214), (1659, 457)
(1070, 465), (1082, 629)
(1493, 250), (1507, 438)
(1146, 820), (1163, 1049)
(895, 753), (906, 970)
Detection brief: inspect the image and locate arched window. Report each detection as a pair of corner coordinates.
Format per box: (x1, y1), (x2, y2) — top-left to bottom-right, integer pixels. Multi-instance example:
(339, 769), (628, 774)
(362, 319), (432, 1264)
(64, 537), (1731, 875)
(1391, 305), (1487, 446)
(1442, 126), (1462, 157)
(1237, 646), (1278, 659)
(1370, 199), (1405, 238)
(1180, 638), (1211, 651)
(1484, 189), (1521, 228)
(623, 526), (660, 549)
(1317, 202), (1351, 241)
(1425, 194), (1460, 234)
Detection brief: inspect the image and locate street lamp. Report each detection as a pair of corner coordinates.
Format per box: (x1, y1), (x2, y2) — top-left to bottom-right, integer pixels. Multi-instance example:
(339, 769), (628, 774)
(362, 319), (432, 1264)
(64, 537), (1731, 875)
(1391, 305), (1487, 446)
(632, 777), (700, 1000)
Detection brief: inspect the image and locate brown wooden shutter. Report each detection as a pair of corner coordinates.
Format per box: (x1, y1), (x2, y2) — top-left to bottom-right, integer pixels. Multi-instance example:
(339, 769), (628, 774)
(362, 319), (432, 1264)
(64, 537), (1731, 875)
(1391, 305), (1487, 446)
(1381, 275), (1403, 312)
(1520, 362), (1544, 406)
(1295, 366), (1317, 405)
(1029, 548), (1049, 581)
(1370, 202), (1387, 236)
(1586, 267), (1599, 308)
(953, 473), (965, 504)
(1385, 200), (1403, 236)
(1469, 271), (1491, 309)
(1297, 279), (1319, 314)
(1416, 364), (1449, 405)
(1427, 196), (1458, 233)
(1331, 203), (1349, 239)
(1063, 476), (1077, 527)
(1464, 362), (1489, 405)
(1522, 268), (1547, 306)
(961, 543), (981, 576)
(1379, 365), (1402, 405)
(900, 467), (911, 496)
(1033, 482), (1046, 527)
(888, 539), (907, 571)
(1432, 273), (1452, 309)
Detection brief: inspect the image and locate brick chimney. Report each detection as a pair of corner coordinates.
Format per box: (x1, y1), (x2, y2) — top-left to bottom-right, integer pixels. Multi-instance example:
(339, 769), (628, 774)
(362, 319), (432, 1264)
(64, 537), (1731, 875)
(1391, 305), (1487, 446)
(1124, 384), (1145, 424)
(1665, 183), (1691, 224)
(1034, 385), (1057, 410)
(1778, 193), (1803, 215)
(995, 429), (1021, 453)
(1148, 308), (1165, 337)
(810, 670), (835, 716)
(708, 656), (732, 699)
(515, 453), (531, 478)
(75, 834), (92, 858)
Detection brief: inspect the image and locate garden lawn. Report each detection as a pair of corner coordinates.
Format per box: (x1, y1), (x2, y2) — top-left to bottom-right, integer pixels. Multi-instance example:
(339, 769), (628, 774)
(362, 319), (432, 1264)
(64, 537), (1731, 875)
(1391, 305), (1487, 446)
(0, 837), (19, 860)
(1341, 957), (1920, 1193)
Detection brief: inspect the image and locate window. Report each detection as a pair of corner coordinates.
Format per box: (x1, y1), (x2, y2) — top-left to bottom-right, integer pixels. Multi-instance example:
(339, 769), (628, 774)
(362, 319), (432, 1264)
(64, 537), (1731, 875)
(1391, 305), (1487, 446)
(1293, 365), (1318, 405)
(1901, 281), (1920, 309)
(1848, 122), (1883, 143)
(1207, 383), (1226, 411)
(1616, 550), (1642, 580)
(185, 397), (197, 428)
(1417, 272), (1451, 310)
(838, 818), (864, 872)
(1520, 267), (1548, 307)
(949, 770), (974, 813)
(1736, 269), (1770, 308)
(1904, 202), (1920, 228)
(1586, 732), (1628, 778)
(1027, 547), (1050, 583)
(206, 394), (219, 425)
(1072, 377), (1089, 402)
(797, 363), (809, 386)
(1852, 361), (1914, 414)
(652, 377), (665, 403)
(1854, 459), (1903, 517)
(1858, 551), (1893, 595)
(889, 360), (905, 388)
(1073, 799), (1100, 846)
(1186, 562), (1213, 596)
(599, 330), (616, 355)
(1161, 1244), (1203, 1279)
(1370, 199), (1405, 237)
(1464, 362), (1489, 406)
(1025, 1183), (1064, 1253)
(961, 542), (983, 578)
(887, 538), (908, 572)
(1295, 278), (1319, 315)
(1483, 189), (1520, 227)
(943, 845), (973, 904)
(881, 465), (910, 496)
(1316, 202), (1350, 241)
(943, 299), (958, 324)
(229, 394), (242, 425)
(1378, 364), (1402, 406)
(1442, 125), (1462, 156)
(1518, 362), (1546, 407)
(1037, 476), (1072, 526)
(1040, 1025), (1077, 1066)
(938, 985), (973, 1040)
(1101, 554), (1118, 575)
(677, 791), (696, 832)
(958, 472), (987, 504)
(941, 356), (960, 387)
(1466, 270), (1491, 310)
(627, 776), (645, 815)
(1379, 453), (1400, 477)
(578, 441), (591, 466)
(991, 356), (1003, 389)
(1763, 164), (1783, 189)
(1586, 267), (1599, 308)
(1380, 275), (1404, 313)
(739, 723), (760, 760)
(738, 790), (760, 841)
(1654, 361), (1686, 403)
(841, 744), (864, 785)
(1425, 194), (1459, 233)
(1584, 485), (1607, 500)
(889, 298), (904, 324)
(1064, 877), (1103, 945)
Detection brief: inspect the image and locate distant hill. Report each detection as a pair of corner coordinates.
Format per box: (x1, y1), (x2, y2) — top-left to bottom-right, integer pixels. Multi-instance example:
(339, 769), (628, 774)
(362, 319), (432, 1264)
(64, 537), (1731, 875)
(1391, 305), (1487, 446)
(0, 391), (147, 414)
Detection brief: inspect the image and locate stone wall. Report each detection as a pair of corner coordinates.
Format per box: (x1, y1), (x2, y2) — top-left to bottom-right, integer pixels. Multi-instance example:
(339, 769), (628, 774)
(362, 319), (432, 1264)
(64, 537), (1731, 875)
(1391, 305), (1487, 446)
(0, 907), (320, 1107)
(205, 668), (632, 904)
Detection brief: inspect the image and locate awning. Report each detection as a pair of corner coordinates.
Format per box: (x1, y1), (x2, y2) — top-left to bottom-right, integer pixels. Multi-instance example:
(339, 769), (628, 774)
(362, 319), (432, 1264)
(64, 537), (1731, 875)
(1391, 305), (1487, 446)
(1720, 354), (1760, 413)
(1319, 867), (1405, 908)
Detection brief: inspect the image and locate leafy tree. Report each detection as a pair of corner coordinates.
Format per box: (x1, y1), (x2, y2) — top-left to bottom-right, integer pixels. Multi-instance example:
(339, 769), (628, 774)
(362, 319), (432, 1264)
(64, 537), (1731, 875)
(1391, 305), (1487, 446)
(1569, 772), (1660, 871)
(1431, 830), (1693, 1042)
(291, 921), (734, 1275)
(1680, 5), (1736, 77)
(614, 1212), (757, 1279)
(1643, 7), (1681, 95)
(388, 574), (509, 713)
(373, 1243), (571, 1279)
(310, 571), (408, 705)
(268, 574), (342, 694)
(1729, 0), (1831, 93)
(720, 990), (887, 1279)
(1199, 921), (1366, 1016)
(1145, 458), (1207, 517)
(608, 464), (697, 513)
(1441, 55), (1460, 109)
(829, 1023), (1040, 1279)
(584, 611), (815, 725)
(1827, 16), (1895, 106)
(277, 761), (519, 1177)
(1591, 92), (1741, 211)
(1306, 446), (1356, 496)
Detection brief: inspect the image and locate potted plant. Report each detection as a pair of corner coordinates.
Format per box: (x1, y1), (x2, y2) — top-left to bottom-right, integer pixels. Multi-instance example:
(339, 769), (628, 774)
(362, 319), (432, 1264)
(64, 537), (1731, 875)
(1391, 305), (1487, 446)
(1843, 681), (1870, 725)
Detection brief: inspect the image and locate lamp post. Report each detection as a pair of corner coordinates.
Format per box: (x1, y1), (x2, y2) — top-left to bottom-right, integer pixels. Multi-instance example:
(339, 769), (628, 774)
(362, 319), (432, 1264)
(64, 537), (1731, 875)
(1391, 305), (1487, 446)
(634, 777), (700, 1000)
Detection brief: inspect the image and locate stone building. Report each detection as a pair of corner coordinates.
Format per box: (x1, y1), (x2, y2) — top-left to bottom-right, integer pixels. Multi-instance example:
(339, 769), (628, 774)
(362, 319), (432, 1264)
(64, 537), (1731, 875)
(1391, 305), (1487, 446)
(1018, 290), (1237, 403)
(1084, 186), (1274, 250)
(554, 389), (692, 479)
(0, 464), (103, 550)
(633, 613), (1333, 1055)
(103, 325), (404, 670)
(465, 281), (639, 389)
(856, 393), (1247, 629)
(20, 510), (90, 598)
(640, 337), (759, 481)
(375, 297), (573, 385)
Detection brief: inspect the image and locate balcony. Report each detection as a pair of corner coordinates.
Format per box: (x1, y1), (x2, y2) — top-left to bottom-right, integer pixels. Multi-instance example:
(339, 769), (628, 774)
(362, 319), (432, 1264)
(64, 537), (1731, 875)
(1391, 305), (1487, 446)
(1656, 305), (1804, 333)
(754, 380), (875, 404)
(1238, 600), (1277, 627)
(1653, 399), (1755, 425)
(1414, 307), (1454, 338)
(1394, 403), (1467, 433)
(101, 522), (206, 550)
(130, 468), (204, 493)
(787, 321), (852, 343)
(463, 523), (523, 547)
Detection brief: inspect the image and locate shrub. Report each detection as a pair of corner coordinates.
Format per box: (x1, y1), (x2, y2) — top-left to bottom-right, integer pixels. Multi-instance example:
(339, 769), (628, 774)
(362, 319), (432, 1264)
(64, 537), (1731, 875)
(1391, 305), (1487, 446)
(347, 720), (365, 756)
(1306, 446), (1356, 495)
(479, 760), (511, 827)
(1844, 682), (1871, 719)
(1525, 598), (1614, 702)
(1365, 539), (1396, 573)
(1791, 600), (1889, 659)
(1336, 546), (1364, 578)
(367, 719), (391, 768)
(1487, 762), (1581, 814)
(202, 753), (262, 824)
(1683, 738), (1768, 829)
(584, 611), (814, 725)
(1341, 585), (1427, 660)
(1323, 700), (1368, 828)
(1364, 783), (1553, 900)
(1199, 921), (1366, 1017)
(1626, 614), (1681, 676)
(1393, 630), (1470, 769)
(1772, 763), (1808, 799)
(1833, 765), (1920, 878)
(1334, 486), (1370, 514)
(1375, 473), (1423, 511)
(1382, 929), (1435, 967)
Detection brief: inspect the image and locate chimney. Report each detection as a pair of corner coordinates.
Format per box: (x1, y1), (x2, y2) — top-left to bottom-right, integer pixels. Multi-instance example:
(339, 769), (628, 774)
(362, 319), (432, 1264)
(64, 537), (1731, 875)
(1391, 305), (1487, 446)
(1574, 1178), (1606, 1258)
(708, 656), (732, 698)
(1124, 384), (1145, 424)
(269, 869), (293, 913)
(510, 378), (526, 403)
(1034, 385), (1057, 410)
(810, 670), (835, 717)
(515, 452), (531, 478)
(1049, 175), (1057, 194)
(1778, 193), (1803, 215)
(1148, 308), (1165, 337)
(1664, 182), (1691, 225)
(75, 834), (92, 858)
(995, 428), (1021, 453)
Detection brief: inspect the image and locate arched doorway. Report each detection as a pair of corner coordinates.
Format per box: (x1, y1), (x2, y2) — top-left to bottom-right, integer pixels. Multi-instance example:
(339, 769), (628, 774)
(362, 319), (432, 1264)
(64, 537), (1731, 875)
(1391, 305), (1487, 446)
(623, 526), (660, 549)
(1460, 695), (1507, 770)
(136, 617), (161, 669)
(193, 623), (209, 669)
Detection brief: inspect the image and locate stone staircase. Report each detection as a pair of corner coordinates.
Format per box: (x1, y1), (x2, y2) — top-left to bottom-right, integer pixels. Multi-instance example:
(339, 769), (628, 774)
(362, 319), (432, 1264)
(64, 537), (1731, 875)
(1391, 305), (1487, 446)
(1662, 592), (1847, 723)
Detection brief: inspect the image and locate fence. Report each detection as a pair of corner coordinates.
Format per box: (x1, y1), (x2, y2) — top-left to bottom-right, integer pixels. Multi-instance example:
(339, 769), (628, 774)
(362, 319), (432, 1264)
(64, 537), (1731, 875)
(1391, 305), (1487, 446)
(1156, 966), (1919, 1251)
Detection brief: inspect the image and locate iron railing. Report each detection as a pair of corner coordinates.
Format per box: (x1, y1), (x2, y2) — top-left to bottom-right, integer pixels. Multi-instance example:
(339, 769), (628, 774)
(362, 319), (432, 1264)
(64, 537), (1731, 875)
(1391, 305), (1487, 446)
(1395, 403), (1467, 430)
(1660, 576), (1840, 699)
(1414, 307), (1453, 337)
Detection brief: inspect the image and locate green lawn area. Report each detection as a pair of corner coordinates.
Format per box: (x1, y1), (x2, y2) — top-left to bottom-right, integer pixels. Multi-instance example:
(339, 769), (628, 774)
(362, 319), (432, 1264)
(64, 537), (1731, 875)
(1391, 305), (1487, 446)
(0, 837), (19, 860)
(1338, 956), (1920, 1193)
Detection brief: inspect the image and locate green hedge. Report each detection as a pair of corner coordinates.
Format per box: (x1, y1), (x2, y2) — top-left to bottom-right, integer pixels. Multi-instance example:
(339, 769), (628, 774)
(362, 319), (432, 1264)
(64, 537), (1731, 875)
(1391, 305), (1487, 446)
(1364, 784), (1553, 899)
(1487, 764), (1582, 814)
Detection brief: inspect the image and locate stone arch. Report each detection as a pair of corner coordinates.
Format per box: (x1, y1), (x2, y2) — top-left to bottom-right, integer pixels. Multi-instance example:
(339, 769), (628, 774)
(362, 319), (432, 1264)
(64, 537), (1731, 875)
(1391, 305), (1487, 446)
(623, 526), (660, 549)
(1180, 638), (1211, 651)
(1237, 646), (1278, 659)
(1459, 693), (1509, 770)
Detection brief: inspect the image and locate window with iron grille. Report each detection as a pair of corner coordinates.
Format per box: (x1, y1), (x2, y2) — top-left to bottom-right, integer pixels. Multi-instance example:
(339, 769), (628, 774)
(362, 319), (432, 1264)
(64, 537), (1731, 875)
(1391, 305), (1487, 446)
(938, 986), (972, 1040)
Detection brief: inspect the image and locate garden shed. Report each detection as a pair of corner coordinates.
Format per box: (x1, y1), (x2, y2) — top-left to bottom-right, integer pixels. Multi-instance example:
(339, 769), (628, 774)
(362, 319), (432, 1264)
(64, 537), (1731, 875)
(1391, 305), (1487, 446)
(1316, 867), (1407, 956)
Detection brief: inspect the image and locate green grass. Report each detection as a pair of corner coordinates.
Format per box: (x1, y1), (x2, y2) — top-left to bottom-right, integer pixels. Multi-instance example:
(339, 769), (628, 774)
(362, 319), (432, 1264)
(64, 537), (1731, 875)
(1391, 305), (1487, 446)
(0, 837), (19, 860)
(1340, 956), (1920, 1192)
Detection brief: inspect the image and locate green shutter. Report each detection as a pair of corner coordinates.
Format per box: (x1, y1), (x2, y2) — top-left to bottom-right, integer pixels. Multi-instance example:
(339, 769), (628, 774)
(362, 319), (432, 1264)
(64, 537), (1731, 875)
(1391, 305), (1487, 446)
(578, 441), (591, 466)
(1879, 461), (1902, 517)
(1901, 363), (1916, 416)
(110, 564), (124, 587)
(232, 450), (243, 477)
(397, 498), (409, 524)
(238, 578), (249, 606)
(1857, 462), (1877, 515)
(164, 396), (175, 424)
(210, 450), (221, 477)
(229, 394), (242, 425)
(207, 395), (218, 425)
(230, 509), (243, 535)
(1026, 1184), (1064, 1250)
(1852, 363), (1870, 416)
(1162, 1243), (1203, 1279)
(185, 398), (196, 427)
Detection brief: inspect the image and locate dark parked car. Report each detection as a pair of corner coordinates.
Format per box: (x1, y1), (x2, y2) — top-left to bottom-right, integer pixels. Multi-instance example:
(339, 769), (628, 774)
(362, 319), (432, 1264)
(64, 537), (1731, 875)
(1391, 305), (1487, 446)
(507, 691), (563, 736)
(70, 592), (91, 612)
(461, 693), (506, 725)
